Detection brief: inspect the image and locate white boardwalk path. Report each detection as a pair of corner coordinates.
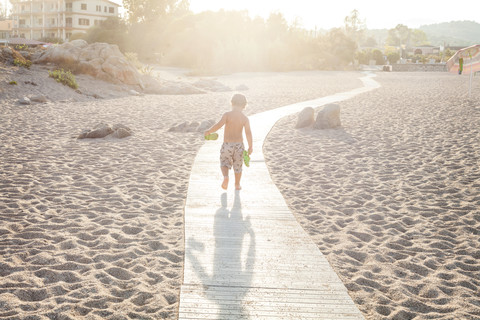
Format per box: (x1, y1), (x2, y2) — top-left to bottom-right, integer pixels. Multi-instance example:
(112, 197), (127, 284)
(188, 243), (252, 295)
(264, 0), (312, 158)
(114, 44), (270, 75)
(179, 74), (380, 319)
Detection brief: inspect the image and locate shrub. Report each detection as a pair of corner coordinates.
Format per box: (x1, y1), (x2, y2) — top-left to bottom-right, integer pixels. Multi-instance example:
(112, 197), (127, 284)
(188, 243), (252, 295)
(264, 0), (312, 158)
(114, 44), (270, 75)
(48, 69), (78, 89)
(9, 80), (17, 85)
(13, 58), (32, 69)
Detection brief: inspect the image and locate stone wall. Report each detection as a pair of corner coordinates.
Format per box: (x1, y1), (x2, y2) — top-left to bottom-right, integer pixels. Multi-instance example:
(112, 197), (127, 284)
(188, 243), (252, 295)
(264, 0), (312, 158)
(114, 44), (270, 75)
(391, 63), (447, 72)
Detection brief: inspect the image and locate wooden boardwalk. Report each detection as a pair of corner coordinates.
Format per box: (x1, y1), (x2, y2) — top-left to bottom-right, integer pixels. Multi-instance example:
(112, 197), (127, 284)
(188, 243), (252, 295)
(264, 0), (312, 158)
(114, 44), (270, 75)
(179, 74), (380, 319)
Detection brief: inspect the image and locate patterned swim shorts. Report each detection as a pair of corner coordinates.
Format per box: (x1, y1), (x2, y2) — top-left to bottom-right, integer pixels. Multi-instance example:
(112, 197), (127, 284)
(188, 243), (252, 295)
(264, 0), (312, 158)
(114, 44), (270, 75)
(220, 142), (245, 173)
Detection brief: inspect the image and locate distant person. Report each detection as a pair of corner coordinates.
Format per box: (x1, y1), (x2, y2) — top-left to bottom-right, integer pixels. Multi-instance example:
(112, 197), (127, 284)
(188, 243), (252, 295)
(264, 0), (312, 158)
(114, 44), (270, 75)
(204, 94), (253, 190)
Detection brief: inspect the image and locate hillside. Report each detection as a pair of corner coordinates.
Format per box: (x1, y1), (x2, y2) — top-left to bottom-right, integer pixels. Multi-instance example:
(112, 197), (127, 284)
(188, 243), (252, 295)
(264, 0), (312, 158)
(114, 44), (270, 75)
(365, 20), (480, 48)
(419, 20), (480, 46)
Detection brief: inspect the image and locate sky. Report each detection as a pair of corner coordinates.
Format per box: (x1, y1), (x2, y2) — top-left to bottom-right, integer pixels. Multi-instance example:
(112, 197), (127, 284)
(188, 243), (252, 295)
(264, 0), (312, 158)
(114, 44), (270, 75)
(189, 0), (480, 30)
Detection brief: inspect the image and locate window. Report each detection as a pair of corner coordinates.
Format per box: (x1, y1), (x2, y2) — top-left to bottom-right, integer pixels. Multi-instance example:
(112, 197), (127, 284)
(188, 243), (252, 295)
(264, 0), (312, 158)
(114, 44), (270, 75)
(66, 17), (72, 26)
(38, 18), (42, 25)
(19, 19), (25, 25)
(50, 18), (56, 26)
(81, 3), (87, 10)
(108, 7), (114, 13)
(66, 32), (72, 39)
(96, 5), (101, 12)
(66, 2), (72, 10)
(104, 6), (107, 12)
(78, 18), (90, 26)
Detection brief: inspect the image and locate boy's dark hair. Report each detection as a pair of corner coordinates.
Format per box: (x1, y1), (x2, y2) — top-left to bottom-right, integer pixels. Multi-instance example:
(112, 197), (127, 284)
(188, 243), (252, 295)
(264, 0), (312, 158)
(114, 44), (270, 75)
(231, 93), (247, 108)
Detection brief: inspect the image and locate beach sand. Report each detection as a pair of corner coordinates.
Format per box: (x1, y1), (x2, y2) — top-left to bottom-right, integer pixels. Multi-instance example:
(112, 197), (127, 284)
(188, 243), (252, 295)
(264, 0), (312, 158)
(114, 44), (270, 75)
(0, 70), (362, 319)
(264, 72), (480, 319)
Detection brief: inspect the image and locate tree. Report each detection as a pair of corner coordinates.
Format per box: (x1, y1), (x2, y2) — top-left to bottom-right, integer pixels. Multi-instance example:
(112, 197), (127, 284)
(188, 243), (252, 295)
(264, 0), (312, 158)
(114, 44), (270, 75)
(84, 17), (129, 51)
(387, 24), (410, 47)
(387, 51), (400, 64)
(0, 1), (8, 19)
(387, 24), (429, 47)
(325, 28), (357, 67)
(411, 29), (428, 46)
(123, 0), (189, 24)
(344, 9), (366, 45)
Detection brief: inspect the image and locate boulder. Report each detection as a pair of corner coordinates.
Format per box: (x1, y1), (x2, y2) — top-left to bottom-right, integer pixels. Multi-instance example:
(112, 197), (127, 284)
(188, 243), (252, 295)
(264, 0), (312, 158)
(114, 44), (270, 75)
(18, 97), (31, 105)
(30, 95), (48, 103)
(314, 104), (341, 129)
(34, 41), (143, 87)
(197, 119), (215, 132)
(295, 107), (315, 129)
(78, 123), (132, 139)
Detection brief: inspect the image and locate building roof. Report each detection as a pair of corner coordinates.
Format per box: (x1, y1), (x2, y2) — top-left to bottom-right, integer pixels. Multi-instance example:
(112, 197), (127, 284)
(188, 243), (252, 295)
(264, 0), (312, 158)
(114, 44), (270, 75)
(0, 20), (13, 31)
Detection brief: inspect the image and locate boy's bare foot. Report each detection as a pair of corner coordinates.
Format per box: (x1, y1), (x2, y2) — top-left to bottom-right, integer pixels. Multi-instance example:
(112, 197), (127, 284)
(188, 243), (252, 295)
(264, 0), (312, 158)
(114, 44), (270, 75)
(235, 184), (242, 190)
(222, 176), (229, 190)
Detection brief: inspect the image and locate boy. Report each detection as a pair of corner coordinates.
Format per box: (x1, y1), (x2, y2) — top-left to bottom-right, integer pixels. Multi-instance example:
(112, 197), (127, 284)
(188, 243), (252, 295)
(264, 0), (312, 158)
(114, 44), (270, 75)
(204, 94), (253, 190)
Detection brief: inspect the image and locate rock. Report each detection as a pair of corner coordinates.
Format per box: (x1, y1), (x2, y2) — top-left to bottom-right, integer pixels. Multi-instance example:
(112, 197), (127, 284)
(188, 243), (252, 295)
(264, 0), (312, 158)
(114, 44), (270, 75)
(197, 119), (215, 132)
(193, 79), (231, 92)
(34, 41), (143, 87)
(169, 121), (210, 133)
(109, 128), (131, 139)
(235, 84), (249, 91)
(295, 107), (315, 128)
(129, 89), (140, 96)
(314, 104), (341, 129)
(30, 95), (48, 103)
(185, 121), (200, 132)
(18, 97), (31, 105)
(78, 123), (131, 139)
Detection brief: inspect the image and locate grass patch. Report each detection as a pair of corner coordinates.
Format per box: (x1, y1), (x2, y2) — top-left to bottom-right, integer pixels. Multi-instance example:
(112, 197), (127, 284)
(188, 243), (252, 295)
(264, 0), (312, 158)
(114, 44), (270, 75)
(48, 69), (78, 89)
(13, 58), (32, 69)
(9, 80), (17, 85)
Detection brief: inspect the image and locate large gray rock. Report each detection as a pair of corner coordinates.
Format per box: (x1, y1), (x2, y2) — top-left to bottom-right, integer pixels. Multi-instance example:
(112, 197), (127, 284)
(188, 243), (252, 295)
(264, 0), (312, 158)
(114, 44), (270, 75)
(314, 104), (341, 129)
(30, 95), (48, 103)
(78, 123), (131, 139)
(295, 107), (315, 128)
(34, 40), (143, 87)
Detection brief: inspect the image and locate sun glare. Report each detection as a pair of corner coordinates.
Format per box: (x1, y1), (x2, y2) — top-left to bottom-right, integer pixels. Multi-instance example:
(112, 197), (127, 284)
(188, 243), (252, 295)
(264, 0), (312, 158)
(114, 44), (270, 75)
(189, 0), (480, 30)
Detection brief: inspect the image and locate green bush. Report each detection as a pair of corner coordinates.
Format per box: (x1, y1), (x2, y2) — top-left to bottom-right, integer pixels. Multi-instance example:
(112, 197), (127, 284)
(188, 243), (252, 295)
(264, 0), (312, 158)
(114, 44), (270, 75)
(9, 80), (17, 85)
(13, 58), (32, 69)
(48, 69), (78, 89)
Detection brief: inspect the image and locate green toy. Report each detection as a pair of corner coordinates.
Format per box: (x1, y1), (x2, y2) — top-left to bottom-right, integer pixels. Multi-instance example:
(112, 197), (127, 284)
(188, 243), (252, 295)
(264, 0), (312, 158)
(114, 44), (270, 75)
(243, 150), (250, 167)
(204, 133), (218, 140)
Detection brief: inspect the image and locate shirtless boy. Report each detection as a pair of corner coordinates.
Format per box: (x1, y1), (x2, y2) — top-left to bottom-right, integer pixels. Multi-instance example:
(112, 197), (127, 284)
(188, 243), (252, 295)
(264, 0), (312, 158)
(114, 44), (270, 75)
(204, 94), (253, 190)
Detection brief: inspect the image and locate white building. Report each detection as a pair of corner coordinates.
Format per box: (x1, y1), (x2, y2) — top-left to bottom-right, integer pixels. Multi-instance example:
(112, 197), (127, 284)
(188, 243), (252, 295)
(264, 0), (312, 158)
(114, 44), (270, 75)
(0, 20), (13, 44)
(9, 0), (120, 41)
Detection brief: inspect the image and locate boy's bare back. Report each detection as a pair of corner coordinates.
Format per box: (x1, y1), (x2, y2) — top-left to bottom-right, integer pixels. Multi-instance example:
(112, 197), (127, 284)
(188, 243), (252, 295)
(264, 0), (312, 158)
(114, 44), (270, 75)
(223, 110), (249, 143)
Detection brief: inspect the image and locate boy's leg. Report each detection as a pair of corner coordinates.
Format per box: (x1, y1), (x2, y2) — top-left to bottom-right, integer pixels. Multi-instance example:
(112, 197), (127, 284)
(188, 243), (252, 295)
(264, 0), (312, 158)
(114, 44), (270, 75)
(221, 166), (229, 190)
(234, 171), (242, 190)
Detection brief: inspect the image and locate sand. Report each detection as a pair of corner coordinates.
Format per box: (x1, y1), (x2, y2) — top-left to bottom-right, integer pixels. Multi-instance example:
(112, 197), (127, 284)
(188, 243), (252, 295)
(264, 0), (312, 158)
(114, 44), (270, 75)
(0, 68), (362, 319)
(264, 72), (480, 319)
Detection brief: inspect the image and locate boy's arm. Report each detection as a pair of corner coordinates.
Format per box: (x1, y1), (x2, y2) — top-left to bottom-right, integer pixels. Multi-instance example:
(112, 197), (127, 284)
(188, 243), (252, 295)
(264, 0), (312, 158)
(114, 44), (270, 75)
(204, 114), (227, 136)
(244, 118), (253, 155)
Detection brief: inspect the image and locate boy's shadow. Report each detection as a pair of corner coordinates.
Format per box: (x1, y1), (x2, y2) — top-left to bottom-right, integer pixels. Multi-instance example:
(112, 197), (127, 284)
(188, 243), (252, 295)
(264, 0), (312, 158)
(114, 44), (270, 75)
(187, 191), (256, 318)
